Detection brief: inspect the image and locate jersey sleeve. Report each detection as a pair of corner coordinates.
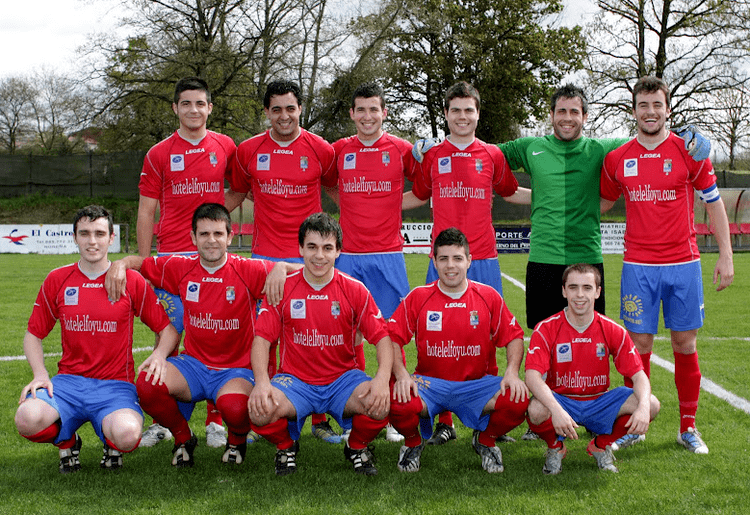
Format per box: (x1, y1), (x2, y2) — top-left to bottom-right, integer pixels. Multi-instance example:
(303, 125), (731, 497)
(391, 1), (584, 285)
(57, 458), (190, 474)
(140, 255), (181, 294)
(318, 139), (337, 188)
(608, 323), (644, 379)
(254, 299), (282, 344)
(387, 297), (414, 347)
(356, 288), (390, 345)
(600, 151), (623, 201)
(220, 135), (238, 184)
(497, 138), (530, 171)
(139, 145), (165, 199)
(490, 294), (524, 348)
(411, 155), (433, 201)
(229, 140), (254, 194)
(128, 270), (171, 334)
(237, 257), (273, 300)
(26, 274), (60, 340)
(490, 146), (519, 197)
(524, 330), (552, 375)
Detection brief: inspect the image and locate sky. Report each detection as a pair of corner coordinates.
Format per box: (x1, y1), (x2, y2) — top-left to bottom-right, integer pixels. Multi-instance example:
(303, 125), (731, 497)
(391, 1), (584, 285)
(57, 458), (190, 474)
(0, 0), (121, 78)
(0, 0), (597, 79)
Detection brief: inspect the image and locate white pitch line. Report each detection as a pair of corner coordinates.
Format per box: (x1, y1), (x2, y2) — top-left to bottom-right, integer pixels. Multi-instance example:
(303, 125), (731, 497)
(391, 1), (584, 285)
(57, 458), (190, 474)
(503, 271), (750, 415)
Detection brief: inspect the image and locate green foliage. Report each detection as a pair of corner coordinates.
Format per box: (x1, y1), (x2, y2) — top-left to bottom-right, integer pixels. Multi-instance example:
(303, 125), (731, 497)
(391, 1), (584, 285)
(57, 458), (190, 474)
(335, 0), (586, 143)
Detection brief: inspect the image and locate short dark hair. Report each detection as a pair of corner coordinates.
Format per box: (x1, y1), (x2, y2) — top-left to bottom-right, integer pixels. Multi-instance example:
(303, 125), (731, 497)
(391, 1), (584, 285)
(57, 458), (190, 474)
(351, 82), (385, 110)
(192, 203), (232, 234)
(433, 227), (470, 257)
(632, 76), (670, 110)
(73, 205), (113, 235)
(444, 81), (480, 111)
(550, 83), (588, 114)
(264, 80), (302, 108)
(298, 212), (342, 250)
(174, 77), (211, 104)
(562, 263), (601, 288)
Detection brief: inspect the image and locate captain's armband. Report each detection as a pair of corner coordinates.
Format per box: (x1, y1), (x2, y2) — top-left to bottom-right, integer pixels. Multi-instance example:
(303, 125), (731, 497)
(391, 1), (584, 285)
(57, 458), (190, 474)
(699, 184), (720, 204)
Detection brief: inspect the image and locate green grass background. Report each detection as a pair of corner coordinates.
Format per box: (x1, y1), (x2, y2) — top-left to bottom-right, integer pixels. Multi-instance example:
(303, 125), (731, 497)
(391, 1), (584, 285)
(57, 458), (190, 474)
(1, 251), (748, 515)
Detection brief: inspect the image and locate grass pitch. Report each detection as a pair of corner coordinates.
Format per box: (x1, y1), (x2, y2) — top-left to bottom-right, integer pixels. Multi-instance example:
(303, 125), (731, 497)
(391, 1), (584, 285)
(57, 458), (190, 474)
(1, 252), (748, 515)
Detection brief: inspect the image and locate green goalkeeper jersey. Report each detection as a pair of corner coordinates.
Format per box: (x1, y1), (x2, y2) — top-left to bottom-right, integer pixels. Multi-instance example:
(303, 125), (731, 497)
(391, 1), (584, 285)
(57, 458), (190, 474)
(499, 135), (626, 265)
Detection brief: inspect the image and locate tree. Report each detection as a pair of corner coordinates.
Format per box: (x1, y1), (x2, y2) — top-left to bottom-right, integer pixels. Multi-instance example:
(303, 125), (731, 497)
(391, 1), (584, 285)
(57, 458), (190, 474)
(0, 77), (35, 154)
(707, 73), (750, 170)
(29, 71), (91, 154)
(585, 0), (750, 133)
(85, 0), (356, 151)
(333, 0), (586, 143)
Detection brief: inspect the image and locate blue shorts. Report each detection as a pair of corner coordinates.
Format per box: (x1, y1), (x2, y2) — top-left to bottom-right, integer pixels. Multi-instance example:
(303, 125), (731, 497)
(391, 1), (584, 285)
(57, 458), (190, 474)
(552, 387), (633, 436)
(252, 254), (304, 264)
(414, 374), (502, 439)
(169, 354), (254, 421)
(426, 257), (503, 295)
(620, 261), (704, 333)
(155, 251), (197, 333)
(271, 369), (371, 441)
(336, 252), (410, 318)
(29, 375), (142, 444)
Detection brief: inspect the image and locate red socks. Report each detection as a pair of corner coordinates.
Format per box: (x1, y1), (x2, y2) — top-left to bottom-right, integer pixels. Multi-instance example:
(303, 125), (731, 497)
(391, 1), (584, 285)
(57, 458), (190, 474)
(594, 416), (629, 449)
(674, 351), (701, 432)
(438, 411), (454, 427)
(23, 421), (61, 444)
(527, 417), (562, 449)
(205, 400), (223, 426)
(136, 372), (192, 445)
(216, 393), (251, 446)
(389, 394), (423, 447)
(310, 413), (327, 426)
(348, 414), (387, 450)
(477, 391), (529, 447)
(252, 418), (294, 450)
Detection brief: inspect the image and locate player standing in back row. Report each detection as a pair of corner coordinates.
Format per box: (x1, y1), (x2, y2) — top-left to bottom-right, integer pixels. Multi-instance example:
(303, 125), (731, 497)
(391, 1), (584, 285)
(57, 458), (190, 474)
(600, 76), (734, 454)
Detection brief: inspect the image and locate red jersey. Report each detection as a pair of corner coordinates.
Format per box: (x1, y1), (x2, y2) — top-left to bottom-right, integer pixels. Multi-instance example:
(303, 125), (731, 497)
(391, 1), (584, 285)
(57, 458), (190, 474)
(332, 133), (415, 253)
(230, 129), (336, 258)
(388, 280), (523, 382)
(600, 132), (717, 264)
(254, 269), (389, 385)
(141, 253), (271, 369)
(525, 310), (643, 399)
(412, 139), (518, 259)
(139, 130), (236, 253)
(27, 263), (170, 382)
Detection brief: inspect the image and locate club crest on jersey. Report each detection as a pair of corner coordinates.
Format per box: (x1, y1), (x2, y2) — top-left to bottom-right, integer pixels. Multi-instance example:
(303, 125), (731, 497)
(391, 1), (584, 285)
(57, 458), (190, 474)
(170, 154), (185, 172)
(226, 286), (235, 303)
(426, 311), (442, 331)
(291, 299), (306, 319)
(663, 159), (672, 175)
(186, 281), (200, 302)
(475, 159), (483, 173)
(64, 287), (79, 306)
(331, 301), (340, 317)
(382, 151), (390, 165)
(556, 343), (572, 363)
(470, 310), (479, 326)
(209, 152), (218, 166)
(300, 156), (309, 170)
(344, 153), (356, 170)
(438, 157), (452, 174)
(596, 343), (606, 359)
(624, 158), (638, 177)
(157, 291), (178, 315)
(257, 154), (270, 171)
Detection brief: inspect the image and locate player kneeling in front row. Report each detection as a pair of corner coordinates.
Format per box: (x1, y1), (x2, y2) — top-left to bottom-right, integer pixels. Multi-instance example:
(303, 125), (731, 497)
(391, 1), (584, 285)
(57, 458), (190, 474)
(248, 213), (394, 476)
(106, 203), (295, 468)
(525, 264), (660, 474)
(388, 228), (529, 473)
(15, 205), (179, 473)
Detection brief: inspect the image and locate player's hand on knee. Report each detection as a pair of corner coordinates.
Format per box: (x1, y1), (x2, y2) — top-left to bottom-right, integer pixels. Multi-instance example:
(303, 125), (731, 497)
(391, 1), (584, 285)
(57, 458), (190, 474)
(19, 377), (53, 404)
(673, 124), (711, 162)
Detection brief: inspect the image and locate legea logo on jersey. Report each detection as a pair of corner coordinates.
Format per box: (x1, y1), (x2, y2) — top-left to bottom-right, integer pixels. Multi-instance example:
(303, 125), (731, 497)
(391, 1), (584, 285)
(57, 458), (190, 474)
(291, 299), (306, 319)
(426, 311), (442, 331)
(170, 154), (185, 172)
(65, 287), (79, 306)
(344, 153), (356, 170)
(624, 158), (638, 177)
(257, 154), (271, 171)
(186, 281), (200, 302)
(438, 157), (451, 174)
(556, 343), (572, 363)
